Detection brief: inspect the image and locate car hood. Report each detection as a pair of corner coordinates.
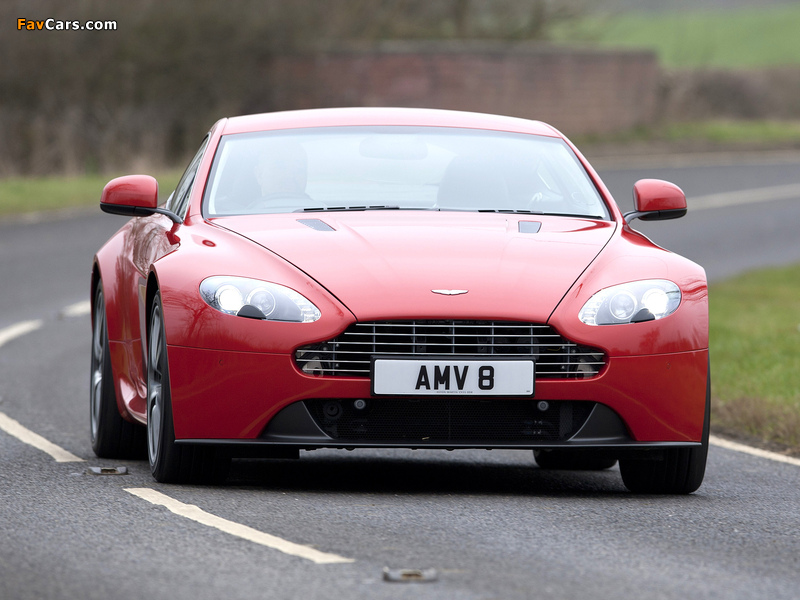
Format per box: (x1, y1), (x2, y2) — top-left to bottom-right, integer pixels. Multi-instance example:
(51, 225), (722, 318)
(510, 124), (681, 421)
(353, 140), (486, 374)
(212, 212), (616, 322)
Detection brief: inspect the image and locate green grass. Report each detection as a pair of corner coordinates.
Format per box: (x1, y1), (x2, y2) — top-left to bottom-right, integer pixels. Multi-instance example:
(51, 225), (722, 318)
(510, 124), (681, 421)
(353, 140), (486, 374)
(0, 172), (182, 218)
(710, 264), (800, 448)
(559, 4), (800, 69)
(662, 120), (800, 145)
(576, 119), (800, 149)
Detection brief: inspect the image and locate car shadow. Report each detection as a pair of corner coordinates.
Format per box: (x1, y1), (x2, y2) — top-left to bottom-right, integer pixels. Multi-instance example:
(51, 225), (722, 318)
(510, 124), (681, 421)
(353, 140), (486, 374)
(222, 451), (633, 497)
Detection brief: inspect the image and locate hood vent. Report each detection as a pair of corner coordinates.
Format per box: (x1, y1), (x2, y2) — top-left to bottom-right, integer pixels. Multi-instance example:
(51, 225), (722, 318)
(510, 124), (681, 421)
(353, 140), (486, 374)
(518, 221), (542, 234)
(297, 218), (335, 232)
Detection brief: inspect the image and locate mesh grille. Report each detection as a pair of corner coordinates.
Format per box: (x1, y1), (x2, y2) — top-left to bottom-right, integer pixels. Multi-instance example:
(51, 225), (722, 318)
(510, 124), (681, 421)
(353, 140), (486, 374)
(295, 320), (605, 379)
(305, 398), (595, 443)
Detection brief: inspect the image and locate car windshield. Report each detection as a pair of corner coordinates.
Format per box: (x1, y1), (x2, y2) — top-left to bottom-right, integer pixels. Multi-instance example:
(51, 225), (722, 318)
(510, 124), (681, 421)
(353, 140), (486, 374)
(203, 126), (610, 219)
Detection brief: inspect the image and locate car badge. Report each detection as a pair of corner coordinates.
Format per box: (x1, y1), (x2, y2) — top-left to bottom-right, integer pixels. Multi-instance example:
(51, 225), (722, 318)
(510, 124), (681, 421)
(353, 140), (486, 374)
(431, 289), (469, 296)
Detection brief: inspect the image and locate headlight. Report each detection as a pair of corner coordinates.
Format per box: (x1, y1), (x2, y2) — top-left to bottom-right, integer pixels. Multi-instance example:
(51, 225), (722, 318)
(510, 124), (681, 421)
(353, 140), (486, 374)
(200, 276), (321, 323)
(579, 280), (681, 326)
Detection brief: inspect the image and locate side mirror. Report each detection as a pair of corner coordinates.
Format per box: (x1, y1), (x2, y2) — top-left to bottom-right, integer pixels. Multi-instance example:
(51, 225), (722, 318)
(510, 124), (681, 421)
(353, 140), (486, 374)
(624, 179), (687, 224)
(100, 175), (182, 224)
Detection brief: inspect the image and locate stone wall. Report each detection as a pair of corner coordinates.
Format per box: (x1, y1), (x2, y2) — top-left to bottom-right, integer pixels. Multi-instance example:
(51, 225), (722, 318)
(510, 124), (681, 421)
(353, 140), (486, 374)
(270, 42), (660, 137)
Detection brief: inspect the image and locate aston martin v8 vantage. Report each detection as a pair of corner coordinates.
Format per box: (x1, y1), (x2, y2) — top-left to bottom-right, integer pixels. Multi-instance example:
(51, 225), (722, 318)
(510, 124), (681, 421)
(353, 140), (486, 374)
(91, 107), (708, 493)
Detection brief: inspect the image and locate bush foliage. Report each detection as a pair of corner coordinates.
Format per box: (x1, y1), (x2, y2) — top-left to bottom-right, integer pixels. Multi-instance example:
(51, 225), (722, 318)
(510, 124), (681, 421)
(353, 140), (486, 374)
(1, 0), (586, 175)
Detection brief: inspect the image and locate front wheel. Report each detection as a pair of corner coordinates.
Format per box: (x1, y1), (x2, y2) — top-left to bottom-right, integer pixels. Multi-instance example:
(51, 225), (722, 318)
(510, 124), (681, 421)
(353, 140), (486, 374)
(147, 293), (229, 483)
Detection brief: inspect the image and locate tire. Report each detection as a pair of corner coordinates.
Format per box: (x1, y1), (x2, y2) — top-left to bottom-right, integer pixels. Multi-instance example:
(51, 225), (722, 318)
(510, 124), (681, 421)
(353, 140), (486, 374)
(147, 293), (230, 484)
(534, 449), (617, 471)
(90, 284), (147, 459)
(619, 365), (710, 494)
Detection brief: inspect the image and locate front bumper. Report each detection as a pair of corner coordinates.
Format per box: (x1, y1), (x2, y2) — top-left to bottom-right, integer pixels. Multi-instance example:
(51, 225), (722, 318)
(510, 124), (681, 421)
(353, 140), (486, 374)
(167, 345), (708, 447)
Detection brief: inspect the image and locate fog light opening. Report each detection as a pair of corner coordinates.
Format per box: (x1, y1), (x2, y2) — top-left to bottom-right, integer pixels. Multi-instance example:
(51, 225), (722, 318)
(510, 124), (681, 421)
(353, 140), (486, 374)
(323, 401), (342, 419)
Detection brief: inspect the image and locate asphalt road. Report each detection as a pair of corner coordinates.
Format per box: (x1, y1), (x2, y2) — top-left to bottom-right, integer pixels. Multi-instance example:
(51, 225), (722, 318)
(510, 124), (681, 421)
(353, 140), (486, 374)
(1, 154), (800, 600)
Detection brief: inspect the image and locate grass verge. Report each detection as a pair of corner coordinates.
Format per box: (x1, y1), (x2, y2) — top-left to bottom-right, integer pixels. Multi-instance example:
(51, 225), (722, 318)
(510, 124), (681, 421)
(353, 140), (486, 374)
(576, 120), (800, 150)
(710, 264), (800, 451)
(657, 120), (800, 146)
(559, 3), (800, 69)
(0, 171), (182, 218)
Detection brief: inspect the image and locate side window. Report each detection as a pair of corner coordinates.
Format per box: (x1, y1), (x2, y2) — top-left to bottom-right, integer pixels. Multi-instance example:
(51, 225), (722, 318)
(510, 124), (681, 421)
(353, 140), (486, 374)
(168, 136), (210, 218)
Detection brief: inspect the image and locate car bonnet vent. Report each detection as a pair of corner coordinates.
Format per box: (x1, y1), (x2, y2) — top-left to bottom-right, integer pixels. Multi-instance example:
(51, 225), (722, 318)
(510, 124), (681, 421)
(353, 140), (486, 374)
(297, 218), (335, 232)
(518, 221), (542, 233)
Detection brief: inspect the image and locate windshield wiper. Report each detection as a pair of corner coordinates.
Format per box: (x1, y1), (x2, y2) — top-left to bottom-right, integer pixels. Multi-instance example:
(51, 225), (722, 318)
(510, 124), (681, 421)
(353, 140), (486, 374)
(296, 206), (603, 219)
(476, 209), (544, 214)
(544, 212), (604, 219)
(446, 208), (604, 219)
(482, 208), (603, 218)
(298, 205), (401, 212)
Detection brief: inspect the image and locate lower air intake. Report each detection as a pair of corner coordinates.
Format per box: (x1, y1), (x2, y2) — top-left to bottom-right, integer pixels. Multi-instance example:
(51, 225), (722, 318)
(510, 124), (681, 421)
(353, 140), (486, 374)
(304, 399), (595, 444)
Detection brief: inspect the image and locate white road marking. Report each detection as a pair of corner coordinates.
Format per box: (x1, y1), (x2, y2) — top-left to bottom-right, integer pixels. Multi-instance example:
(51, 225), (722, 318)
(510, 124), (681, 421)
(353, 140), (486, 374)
(125, 488), (355, 565)
(61, 300), (91, 318)
(0, 411), (84, 462)
(691, 183), (800, 212)
(0, 320), (43, 349)
(710, 435), (800, 468)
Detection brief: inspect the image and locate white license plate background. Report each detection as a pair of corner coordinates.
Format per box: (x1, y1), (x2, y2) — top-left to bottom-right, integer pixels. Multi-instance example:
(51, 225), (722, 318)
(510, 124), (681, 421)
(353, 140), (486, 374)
(372, 359), (534, 396)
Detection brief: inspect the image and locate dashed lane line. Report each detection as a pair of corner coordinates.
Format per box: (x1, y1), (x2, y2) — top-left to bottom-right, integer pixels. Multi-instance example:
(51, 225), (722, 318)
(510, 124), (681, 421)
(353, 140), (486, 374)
(710, 435), (800, 468)
(61, 300), (91, 318)
(0, 411), (84, 462)
(0, 320), (43, 349)
(125, 488), (355, 564)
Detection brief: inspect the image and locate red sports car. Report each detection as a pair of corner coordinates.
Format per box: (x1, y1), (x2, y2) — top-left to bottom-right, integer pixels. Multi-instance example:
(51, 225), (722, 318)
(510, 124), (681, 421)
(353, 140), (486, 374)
(91, 107), (709, 493)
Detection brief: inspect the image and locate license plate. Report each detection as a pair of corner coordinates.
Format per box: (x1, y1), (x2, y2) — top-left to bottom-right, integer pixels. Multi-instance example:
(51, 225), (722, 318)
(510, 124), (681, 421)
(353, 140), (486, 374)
(371, 357), (534, 396)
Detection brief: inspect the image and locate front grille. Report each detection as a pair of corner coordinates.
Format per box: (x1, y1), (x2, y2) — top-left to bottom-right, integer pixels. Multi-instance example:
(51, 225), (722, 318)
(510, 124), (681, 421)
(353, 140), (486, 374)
(295, 320), (605, 379)
(305, 398), (595, 443)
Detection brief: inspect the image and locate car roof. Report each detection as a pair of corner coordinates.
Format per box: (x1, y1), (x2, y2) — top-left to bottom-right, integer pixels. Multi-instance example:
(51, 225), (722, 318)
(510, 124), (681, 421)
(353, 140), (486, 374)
(220, 107), (562, 138)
